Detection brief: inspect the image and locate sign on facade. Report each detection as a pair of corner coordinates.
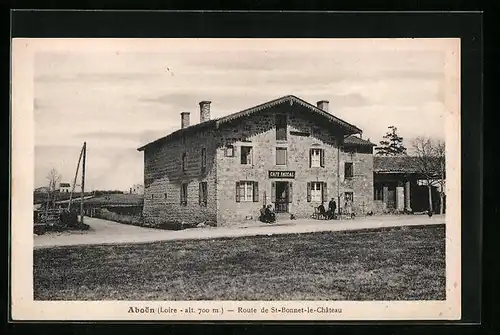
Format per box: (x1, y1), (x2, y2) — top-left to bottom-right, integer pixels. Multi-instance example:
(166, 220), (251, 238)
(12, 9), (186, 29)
(268, 171), (295, 179)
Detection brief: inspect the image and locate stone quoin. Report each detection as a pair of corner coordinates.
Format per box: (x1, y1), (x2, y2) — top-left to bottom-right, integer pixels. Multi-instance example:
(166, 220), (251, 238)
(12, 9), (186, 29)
(137, 95), (376, 227)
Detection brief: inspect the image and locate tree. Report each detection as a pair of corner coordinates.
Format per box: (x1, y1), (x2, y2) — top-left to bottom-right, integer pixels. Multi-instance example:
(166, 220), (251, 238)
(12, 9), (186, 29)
(375, 126), (408, 156)
(412, 137), (445, 214)
(434, 140), (446, 214)
(46, 168), (61, 208)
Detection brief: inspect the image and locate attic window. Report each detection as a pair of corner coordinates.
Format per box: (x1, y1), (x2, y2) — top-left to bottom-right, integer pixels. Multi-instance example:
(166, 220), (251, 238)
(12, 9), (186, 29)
(311, 126), (321, 137)
(225, 145), (234, 157)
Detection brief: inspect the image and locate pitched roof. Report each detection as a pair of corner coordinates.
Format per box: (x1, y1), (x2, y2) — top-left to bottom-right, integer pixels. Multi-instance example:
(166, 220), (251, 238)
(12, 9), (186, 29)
(138, 95), (362, 151)
(59, 183), (71, 187)
(373, 156), (442, 174)
(344, 135), (376, 147)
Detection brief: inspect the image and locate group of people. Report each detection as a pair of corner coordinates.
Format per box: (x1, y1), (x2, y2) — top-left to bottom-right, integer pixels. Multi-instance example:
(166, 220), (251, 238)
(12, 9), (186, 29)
(259, 204), (276, 223)
(317, 198), (338, 220)
(259, 197), (354, 223)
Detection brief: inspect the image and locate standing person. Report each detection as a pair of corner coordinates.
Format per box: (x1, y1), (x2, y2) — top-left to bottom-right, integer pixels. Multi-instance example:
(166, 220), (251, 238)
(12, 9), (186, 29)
(328, 198), (337, 219)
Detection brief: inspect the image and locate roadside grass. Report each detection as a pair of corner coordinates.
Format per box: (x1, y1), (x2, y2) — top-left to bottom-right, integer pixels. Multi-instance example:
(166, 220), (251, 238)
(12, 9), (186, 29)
(34, 224), (445, 301)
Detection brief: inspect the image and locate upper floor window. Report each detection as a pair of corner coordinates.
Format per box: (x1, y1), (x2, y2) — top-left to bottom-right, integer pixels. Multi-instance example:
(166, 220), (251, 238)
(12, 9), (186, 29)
(276, 114), (287, 141)
(225, 145), (234, 157)
(240, 146), (253, 165)
(201, 148), (207, 172)
(311, 126), (321, 137)
(344, 162), (354, 179)
(276, 147), (287, 166)
(181, 152), (187, 172)
(309, 148), (325, 168)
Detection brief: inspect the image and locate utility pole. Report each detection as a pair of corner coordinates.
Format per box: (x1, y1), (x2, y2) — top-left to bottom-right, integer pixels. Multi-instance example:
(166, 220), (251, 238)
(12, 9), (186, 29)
(68, 145), (84, 210)
(80, 142), (86, 224)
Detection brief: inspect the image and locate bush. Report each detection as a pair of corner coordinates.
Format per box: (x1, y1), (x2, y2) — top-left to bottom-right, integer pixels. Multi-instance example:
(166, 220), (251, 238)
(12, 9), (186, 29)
(95, 208), (143, 226)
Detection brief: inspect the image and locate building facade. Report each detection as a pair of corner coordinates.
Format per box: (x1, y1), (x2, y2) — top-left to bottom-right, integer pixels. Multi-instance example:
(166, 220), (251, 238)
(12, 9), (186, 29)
(138, 95), (376, 227)
(59, 182), (71, 193)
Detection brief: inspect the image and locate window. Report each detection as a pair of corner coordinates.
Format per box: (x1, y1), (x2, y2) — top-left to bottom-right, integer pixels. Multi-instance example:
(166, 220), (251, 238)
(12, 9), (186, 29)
(181, 152), (187, 172)
(311, 126), (321, 137)
(374, 186), (383, 201)
(201, 148), (207, 172)
(276, 147), (287, 165)
(235, 181), (259, 202)
(344, 162), (353, 179)
(309, 148), (324, 167)
(240, 146), (253, 165)
(344, 148), (357, 159)
(225, 145), (234, 157)
(345, 192), (354, 203)
(307, 182), (327, 202)
(199, 182), (208, 206)
(276, 114), (287, 141)
(180, 183), (188, 206)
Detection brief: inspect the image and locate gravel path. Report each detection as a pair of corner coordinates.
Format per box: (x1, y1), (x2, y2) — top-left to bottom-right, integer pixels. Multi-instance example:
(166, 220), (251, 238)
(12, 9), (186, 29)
(33, 214), (445, 249)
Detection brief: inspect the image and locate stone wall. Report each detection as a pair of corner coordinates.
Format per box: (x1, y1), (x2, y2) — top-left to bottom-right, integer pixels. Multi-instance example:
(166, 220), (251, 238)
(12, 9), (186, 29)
(215, 105), (350, 226)
(340, 149), (375, 215)
(142, 104), (374, 227)
(142, 129), (217, 226)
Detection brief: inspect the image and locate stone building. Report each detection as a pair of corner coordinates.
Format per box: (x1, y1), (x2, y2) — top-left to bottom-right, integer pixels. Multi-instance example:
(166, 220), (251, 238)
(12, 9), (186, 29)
(373, 156), (444, 213)
(58, 182), (71, 193)
(137, 95), (376, 227)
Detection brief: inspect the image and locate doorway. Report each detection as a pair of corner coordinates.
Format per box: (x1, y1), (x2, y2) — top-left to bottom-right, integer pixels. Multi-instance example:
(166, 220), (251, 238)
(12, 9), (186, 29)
(274, 181), (290, 213)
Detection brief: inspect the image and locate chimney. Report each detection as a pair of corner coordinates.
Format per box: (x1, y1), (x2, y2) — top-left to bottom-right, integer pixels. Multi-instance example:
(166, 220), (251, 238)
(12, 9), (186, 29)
(181, 112), (190, 129)
(317, 100), (329, 112)
(199, 101), (211, 123)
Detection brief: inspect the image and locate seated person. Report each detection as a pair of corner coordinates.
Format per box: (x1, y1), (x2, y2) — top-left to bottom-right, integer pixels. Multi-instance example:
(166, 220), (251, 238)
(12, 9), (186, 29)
(260, 204), (276, 223)
(317, 203), (327, 218)
(259, 205), (267, 222)
(265, 204), (276, 223)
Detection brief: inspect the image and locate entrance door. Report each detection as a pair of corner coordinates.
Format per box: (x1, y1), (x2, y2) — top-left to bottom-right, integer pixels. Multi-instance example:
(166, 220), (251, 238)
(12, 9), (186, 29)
(274, 181), (290, 213)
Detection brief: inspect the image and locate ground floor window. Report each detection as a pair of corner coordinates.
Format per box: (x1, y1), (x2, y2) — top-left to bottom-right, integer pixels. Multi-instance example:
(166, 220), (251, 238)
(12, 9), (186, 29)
(307, 181), (327, 202)
(199, 182), (207, 206)
(180, 183), (188, 206)
(236, 181), (259, 202)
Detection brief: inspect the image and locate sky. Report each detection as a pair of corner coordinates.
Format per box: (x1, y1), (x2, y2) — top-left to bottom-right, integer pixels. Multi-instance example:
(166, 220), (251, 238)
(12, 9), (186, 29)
(34, 39), (449, 191)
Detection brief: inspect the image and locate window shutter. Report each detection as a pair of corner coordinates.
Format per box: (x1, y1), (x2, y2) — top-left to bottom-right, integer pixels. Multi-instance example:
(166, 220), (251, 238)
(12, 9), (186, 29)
(307, 182), (311, 202)
(309, 149), (313, 168)
(253, 182), (259, 202)
(320, 149), (325, 167)
(179, 185), (182, 204)
(235, 182), (240, 202)
(322, 182), (328, 202)
(199, 183), (202, 205)
(271, 182), (276, 203)
(288, 182), (293, 203)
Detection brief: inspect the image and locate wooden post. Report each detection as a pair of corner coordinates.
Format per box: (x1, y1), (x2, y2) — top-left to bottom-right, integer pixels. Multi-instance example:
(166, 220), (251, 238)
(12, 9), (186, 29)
(68, 145), (84, 210)
(80, 142), (86, 224)
(337, 138), (341, 218)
